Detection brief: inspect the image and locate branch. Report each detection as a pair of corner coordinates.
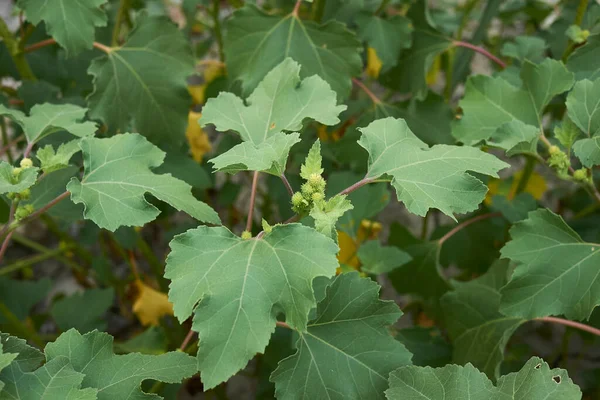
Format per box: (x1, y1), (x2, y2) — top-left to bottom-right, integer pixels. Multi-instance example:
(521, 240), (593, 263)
(180, 329), (197, 351)
(352, 78), (382, 104)
(246, 172), (260, 232)
(452, 41), (506, 69)
(536, 316), (600, 337)
(438, 212), (502, 246)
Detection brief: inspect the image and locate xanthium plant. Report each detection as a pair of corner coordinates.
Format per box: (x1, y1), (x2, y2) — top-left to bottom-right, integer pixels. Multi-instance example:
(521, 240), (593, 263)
(0, 0), (599, 398)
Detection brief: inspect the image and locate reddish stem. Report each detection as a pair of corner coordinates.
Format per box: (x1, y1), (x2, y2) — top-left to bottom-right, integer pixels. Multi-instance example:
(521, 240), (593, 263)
(337, 177), (376, 196)
(23, 38), (112, 54)
(22, 141), (34, 158)
(292, 0), (302, 16)
(452, 41), (506, 69)
(536, 316), (600, 337)
(180, 329), (197, 351)
(24, 191), (70, 224)
(280, 174), (294, 197)
(276, 321), (291, 329)
(246, 172), (259, 232)
(0, 231), (14, 264)
(352, 78), (381, 104)
(438, 212), (502, 246)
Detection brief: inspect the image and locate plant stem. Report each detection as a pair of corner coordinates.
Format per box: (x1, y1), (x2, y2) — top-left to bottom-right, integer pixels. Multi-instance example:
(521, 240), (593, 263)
(0, 17), (36, 80)
(0, 231), (14, 264)
(246, 172), (260, 232)
(0, 118), (13, 164)
(338, 177), (376, 196)
(452, 40), (506, 69)
(352, 78), (381, 104)
(280, 174), (294, 197)
(11, 233), (83, 273)
(180, 329), (197, 350)
(420, 211), (430, 241)
(23, 38), (112, 54)
(438, 212), (502, 246)
(0, 246), (72, 276)
(212, 0), (225, 61)
(515, 156), (536, 195)
(276, 321), (291, 329)
(292, 0), (302, 17)
(112, 0), (130, 46)
(536, 316), (600, 337)
(311, 0), (326, 22)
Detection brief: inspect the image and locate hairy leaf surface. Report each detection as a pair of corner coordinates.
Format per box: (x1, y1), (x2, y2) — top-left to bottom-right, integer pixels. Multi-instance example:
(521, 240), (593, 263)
(165, 224), (339, 389)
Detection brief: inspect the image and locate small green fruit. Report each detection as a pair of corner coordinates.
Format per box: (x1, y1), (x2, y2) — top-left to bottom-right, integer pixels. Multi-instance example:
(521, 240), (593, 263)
(18, 189), (30, 200)
(573, 168), (587, 182)
(241, 230), (252, 240)
(291, 192), (304, 207)
(308, 173), (324, 188)
(548, 145), (560, 156)
(12, 167), (22, 177)
(301, 183), (314, 195)
(20, 158), (33, 169)
(311, 192), (324, 202)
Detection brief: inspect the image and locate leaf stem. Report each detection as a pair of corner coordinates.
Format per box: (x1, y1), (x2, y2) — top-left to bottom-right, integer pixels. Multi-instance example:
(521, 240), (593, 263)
(515, 156), (536, 195)
(247, 172), (260, 232)
(292, 0), (302, 17)
(0, 245), (72, 276)
(352, 78), (381, 104)
(438, 212), (502, 246)
(452, 40), (506, 69)
(337, 177), (376, 196)
(536, 316), (600, 337)
(280, 174), (294, 197)
(22, 38), (113, 54)
(0, 17), (36, 80)
(276, 321), (291, 329)
(212, 0), (225, 61)
(180, 329), (197, 350)
(561, 0), (589, 61)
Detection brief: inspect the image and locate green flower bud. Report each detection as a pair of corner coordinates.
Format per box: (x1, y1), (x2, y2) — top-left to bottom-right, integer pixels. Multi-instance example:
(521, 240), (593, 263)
(573, 168), (588, 182)
(291, 192), (304, 207)
(20, 158), (33, 169)
(6, 192), (16, 200)
(12, 167), (22, 177)
(241, 230), (252, 240)
(14, 206), (31, 220)
(308, 173), (324, 188)
(548, 145), (560, 156)
(24, 204), (34, 213)
(301, 182), (314, 195)
(311, 192), (324, 202)
(548, 148), (570, 177)
(18, 189), (30, 200)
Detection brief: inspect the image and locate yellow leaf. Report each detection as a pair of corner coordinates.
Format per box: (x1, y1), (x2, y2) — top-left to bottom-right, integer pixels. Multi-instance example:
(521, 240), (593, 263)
(337, 230), (360, 271)
(426, 55), (441, 86)
(132, 280), (174, 327)
(485, 171), (547, 205)
(186, 111), (212, 163)
(366, 47), (383, 79)
(187, 63), (224, 105)
(188, 84), (205, 105)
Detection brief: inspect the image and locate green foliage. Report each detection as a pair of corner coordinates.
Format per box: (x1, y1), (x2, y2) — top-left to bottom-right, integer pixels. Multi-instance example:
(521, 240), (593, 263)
(2, 0), (600, 397)
(271, 272), (412, 399)
(67, 133), (220, 230)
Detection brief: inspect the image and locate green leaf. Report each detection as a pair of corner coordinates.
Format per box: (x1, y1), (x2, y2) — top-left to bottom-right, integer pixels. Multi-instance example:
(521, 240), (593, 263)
(0, 162), (39, 195)
(490, 193), (537, 223)
(355, 14), (413, 72)
(309, 194), (353, 239)
(300, 140), (324, 180)
(357, 240), (412, 274)
(500, 208), (600, 320)
(50, 288), (114, 333)
(4, 356), (98, 400)
(566, 33), (600, 81)
(114, 326), (168, 355)
(66, 133), (220, 231)
(223, 4), (362, 99)
(0, 278), (51, 323)
(271, 272), (412, 400)
(379, 2), (451, 100)
(36, 140), (81, 173)
(0, 103), (96, 144)
(441, 261), (525, 379)
(87, 16), (194, 146)
(501, 36), (547, 63)
(19, 0), (107, 57)
(554, 117), (583, 153)
(165, 223), (338, 389)
(44, 329), (197, 399)
(27, 166), (83, 222)
(0, 341), (18, 392)
(386, 357), (581, 399)
(210, 132), (301, 176)
(202, 59), (344, 175)
(566, 78), (600, 137)
(0, 333), (44, 396)
(573, 137), (600, 167)
(359, 117), (508, 218)
(453, 59), (574, 145)
(488, 120), (539, 156)
(395, 327), (452, 368)
(387, 363), (494, 399)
